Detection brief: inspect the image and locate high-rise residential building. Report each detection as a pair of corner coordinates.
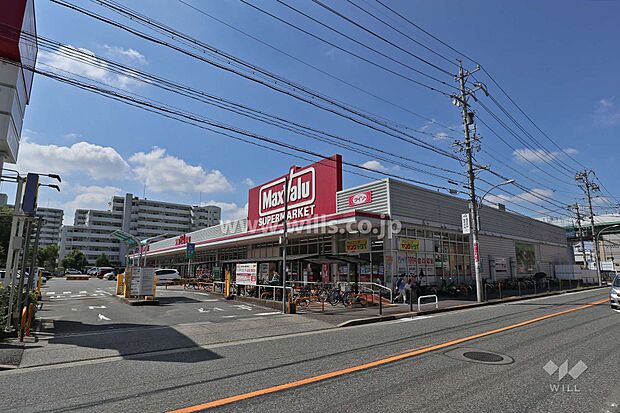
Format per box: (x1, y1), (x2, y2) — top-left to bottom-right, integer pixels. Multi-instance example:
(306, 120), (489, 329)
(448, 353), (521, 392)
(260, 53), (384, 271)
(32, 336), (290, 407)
(31, 207), (63, 248)
(59, 193), (221, 266)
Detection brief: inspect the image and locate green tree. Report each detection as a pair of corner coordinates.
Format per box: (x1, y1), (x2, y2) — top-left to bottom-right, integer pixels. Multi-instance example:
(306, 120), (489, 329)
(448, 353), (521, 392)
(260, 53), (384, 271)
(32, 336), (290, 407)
(37, 244), (59, 270)
(61, 249), (88, 271)
(0, 205), (12, 266)
(95, 253), (110, 267)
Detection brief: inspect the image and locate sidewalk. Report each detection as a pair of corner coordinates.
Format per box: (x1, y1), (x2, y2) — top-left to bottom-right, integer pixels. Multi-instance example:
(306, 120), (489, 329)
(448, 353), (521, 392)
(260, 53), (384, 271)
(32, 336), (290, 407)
(299, 285), (607, 327)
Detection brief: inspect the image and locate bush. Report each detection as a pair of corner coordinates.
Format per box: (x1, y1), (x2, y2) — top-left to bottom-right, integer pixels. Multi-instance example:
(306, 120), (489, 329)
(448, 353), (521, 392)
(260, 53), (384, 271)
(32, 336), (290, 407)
(0, 284), (38, 328)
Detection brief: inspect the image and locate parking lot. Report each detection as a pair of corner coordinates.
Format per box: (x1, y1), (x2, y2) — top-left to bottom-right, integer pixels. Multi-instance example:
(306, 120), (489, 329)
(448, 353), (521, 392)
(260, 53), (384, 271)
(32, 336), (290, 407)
(20, 277), (332, 368)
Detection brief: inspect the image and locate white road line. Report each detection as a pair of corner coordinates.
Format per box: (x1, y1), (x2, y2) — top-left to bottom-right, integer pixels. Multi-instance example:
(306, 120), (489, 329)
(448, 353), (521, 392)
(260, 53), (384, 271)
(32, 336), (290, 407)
(196, 308), (210, 313)
(71, 308), (77, 312)
(222, 315), (237, 318)
(202, 299), (219, 302)
(234, 304), (253, 311)
(88, 305), (107, 310)
(63, 291), (71, 295)
(101, 291), (113, 296)
(98, 314), (111, 321)
(213, 307), (224, 312)
(46, 292), (55, 295)
(254, 312), (281, 316)
(79, 291), (87, 294)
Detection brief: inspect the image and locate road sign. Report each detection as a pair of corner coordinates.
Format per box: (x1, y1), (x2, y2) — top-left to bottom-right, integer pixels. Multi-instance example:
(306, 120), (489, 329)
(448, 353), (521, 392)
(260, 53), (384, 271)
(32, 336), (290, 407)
(462, 213), (471, 235)
(186, 242), (196, 258)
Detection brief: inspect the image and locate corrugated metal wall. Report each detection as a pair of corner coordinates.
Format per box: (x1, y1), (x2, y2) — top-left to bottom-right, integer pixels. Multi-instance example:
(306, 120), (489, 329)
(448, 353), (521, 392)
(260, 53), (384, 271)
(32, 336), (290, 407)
(336, 179), (389, 215)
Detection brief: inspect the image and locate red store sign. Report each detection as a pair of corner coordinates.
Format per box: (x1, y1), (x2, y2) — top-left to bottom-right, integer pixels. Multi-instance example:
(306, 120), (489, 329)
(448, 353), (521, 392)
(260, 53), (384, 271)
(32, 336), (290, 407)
(348, 190), (372, 207)
(247, 155), (343, 229)
(175, 234), (192, 246)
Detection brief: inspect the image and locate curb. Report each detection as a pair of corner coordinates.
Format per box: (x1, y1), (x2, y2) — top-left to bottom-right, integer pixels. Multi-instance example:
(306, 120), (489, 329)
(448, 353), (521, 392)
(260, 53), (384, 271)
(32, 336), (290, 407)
(337, 285), (607, 328)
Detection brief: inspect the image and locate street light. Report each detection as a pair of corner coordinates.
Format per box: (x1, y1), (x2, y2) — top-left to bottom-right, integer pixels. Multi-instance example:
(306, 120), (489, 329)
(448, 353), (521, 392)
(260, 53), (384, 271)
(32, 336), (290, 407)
(595, 224), (620, 286)
(479, 179), (515, 206)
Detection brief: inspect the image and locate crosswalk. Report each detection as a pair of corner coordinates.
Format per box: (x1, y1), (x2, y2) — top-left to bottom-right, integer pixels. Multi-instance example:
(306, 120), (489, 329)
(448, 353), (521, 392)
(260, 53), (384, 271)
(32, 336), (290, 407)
(45, 289), (114, 300)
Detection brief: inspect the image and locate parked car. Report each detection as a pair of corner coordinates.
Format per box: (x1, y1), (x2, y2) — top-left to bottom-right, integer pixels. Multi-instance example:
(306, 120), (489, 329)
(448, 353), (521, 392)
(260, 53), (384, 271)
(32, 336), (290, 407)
(610, 275), (620, 310)
(65, 268), (81, 275)
(104, 271), (116, 281)
(87, 268), (98, 276)
(154, 268), (180, 285)
(96, 267), (113, 279)
(41, 271), (52, 281)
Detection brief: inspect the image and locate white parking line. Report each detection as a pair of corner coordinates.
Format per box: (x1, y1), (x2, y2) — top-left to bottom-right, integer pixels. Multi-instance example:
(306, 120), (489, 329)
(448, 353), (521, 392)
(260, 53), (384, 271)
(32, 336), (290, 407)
(254, 312), (281, 316)
(46, 292), (55, 295)
(79, 291), (87, 294)
(63, 291), (71, 295)
(88, 305), (107, 310)
(234, 304), (253, 311)
(213, 307), (224, 312)
(222, 315), (237, 318)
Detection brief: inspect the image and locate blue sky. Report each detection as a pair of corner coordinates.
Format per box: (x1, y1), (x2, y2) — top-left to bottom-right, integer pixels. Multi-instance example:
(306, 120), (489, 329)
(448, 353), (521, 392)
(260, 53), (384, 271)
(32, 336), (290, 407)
(5, 0), (620, 223)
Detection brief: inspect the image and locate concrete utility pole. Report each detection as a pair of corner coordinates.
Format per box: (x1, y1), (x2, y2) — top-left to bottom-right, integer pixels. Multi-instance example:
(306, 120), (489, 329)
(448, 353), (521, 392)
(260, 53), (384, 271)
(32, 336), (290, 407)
(569, 203), (588, 268)
(576, 171), (601, 286)
(281, 173), (290, 314)
(453, 62), (486, 302)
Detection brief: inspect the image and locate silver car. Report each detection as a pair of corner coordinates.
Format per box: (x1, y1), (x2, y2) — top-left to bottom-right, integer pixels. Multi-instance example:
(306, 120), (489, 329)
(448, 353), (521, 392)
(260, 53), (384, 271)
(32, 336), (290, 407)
(610, 276), (620, 310)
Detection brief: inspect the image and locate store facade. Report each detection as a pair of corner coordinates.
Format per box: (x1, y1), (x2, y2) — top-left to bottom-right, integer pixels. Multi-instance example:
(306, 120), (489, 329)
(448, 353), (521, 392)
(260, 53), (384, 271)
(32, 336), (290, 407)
(139, 155), (573, 288)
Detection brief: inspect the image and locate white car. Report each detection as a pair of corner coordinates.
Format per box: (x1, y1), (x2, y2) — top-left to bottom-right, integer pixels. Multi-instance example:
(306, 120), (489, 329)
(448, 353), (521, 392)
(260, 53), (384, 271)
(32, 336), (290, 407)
(154, 269), (180, 285)
(610, 275), (620, 310)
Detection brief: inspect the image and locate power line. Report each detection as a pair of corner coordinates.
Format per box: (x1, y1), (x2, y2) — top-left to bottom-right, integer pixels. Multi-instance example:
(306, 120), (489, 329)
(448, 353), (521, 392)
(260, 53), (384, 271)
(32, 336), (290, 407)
(52, 0), (464, 163)
(175, 0), (461, 140)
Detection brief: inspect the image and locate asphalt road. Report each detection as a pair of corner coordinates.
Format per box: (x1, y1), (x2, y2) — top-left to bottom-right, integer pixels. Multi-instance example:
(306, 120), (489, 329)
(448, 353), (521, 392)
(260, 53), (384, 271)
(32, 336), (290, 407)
(1, 283), (616, 413)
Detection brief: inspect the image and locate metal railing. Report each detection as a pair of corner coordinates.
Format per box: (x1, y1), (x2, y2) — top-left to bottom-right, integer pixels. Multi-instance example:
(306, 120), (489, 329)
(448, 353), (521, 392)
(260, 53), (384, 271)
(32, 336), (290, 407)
(418, 294), (439, 312)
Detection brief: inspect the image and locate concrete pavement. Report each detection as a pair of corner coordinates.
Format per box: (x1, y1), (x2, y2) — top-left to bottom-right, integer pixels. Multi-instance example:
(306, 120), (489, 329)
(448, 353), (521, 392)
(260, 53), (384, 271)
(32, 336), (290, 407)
(0, 285), (616, 412)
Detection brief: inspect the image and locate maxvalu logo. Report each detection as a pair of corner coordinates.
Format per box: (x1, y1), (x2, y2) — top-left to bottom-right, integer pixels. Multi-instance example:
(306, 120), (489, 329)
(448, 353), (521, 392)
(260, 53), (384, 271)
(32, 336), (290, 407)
(258, 167), (316, 227)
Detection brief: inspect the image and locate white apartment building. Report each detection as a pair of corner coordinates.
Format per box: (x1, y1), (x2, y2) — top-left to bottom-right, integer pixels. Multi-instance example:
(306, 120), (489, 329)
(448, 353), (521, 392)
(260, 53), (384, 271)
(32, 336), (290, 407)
(59, 193), (221, 266)
(32, 207), (63, 247)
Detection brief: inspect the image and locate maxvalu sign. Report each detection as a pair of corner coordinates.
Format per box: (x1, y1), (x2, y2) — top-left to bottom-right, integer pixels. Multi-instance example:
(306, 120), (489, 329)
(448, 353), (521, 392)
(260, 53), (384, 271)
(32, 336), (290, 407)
(247, 155), (342, 230)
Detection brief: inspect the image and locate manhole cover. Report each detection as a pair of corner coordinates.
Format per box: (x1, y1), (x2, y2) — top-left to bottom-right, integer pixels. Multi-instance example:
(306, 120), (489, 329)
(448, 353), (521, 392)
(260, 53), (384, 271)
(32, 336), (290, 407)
(445, 347), (514, 365)
(463, 351), (504, 363)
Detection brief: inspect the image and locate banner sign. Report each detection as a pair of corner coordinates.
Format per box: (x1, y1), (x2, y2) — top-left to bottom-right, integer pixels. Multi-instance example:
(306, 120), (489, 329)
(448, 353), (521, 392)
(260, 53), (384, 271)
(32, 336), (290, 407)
(462, 213), (471, 235)
(348, 191), (372, 207)
(398, 238), (420, 251)
(247, 155), (342, 230)
(345, 238), (370, 253)
(235, 263), (258, 285)
(186, 242), (195, 258)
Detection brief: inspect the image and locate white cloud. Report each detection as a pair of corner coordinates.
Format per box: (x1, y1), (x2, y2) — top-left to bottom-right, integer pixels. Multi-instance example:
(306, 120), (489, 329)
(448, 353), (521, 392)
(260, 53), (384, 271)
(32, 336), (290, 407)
(62, 184), (121, 224)
(360, 160), (387, 172)
(38, 45), (141, 89)
(512, 147), (579, 164)
(129, 147), (232, 194)
(204, 200), (248, 221)
(103, 45), (147, 64)
(485, 188), (554, 206)
(11, 140), (130, 180)
(242, 178), (255, 187)
(594, 97), (620, 126)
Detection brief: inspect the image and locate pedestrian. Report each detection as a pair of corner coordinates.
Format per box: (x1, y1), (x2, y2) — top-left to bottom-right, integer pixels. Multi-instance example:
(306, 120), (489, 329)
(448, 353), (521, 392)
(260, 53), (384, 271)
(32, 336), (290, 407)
(397, 276), (407, 303)
(404, 277), (412, 303)
(411, 276), (418, 302)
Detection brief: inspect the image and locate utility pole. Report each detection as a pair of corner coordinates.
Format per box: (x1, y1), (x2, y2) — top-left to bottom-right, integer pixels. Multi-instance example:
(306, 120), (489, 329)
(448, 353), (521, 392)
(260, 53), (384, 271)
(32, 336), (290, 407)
(4, 176), (26, 332)
(452, 62), (486, 302)
(281, 173), (290, 314)
(569, 203), (588, 268)
(576, 170), (601, 286)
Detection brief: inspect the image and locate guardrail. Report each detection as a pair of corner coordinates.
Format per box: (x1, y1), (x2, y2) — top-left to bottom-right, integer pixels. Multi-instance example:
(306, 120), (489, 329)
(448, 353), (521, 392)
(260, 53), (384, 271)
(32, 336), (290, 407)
(418, 294), (438, 312)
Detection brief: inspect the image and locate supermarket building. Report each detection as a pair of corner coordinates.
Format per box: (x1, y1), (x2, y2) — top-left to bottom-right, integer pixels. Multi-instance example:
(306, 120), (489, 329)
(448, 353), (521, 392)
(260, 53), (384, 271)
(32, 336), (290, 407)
(139, 155), (573, 287)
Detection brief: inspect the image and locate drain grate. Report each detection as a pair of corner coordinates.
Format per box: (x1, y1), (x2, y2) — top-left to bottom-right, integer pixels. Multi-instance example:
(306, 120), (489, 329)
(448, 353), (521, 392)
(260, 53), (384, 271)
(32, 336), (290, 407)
(463, 351), (504, 363)
(445, 347), (514, 365)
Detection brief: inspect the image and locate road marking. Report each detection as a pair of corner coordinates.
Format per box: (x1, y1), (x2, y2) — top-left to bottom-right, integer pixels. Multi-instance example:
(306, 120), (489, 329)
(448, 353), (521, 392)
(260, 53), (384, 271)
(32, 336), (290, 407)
(167, 297), (608, 412)
(98, 314), (111, 321)
(72, 295), (85, 298)
(63, 291), (71, 295)
(46, 292), (55, 295)
(196, 308), (210, 313)
(79, 291), (87, 294)
(254, 312), (281, 316)
(202, 299), (219, 302)
(396, 315), (435, 322)
(234, 304), (253, 311)
(88, 305), (107, 310)
(71, 308), (77, 311)
(213, 307), (224, 312)
(222, 315), (237, 318)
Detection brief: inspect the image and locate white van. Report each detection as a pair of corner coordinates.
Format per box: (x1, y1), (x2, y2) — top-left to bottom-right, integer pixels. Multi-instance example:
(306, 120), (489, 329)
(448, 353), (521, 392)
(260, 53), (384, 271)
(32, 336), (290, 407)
(154, 268), (180, 285)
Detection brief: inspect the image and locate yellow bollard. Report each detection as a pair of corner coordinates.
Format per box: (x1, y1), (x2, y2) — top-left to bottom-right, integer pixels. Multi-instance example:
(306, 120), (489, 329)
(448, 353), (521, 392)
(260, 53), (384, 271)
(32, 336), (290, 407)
(153, 276), (157, 299)
(36, 270), (43, 300)
(225, 270), (231, 298)
(116, 273), (124, 296)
